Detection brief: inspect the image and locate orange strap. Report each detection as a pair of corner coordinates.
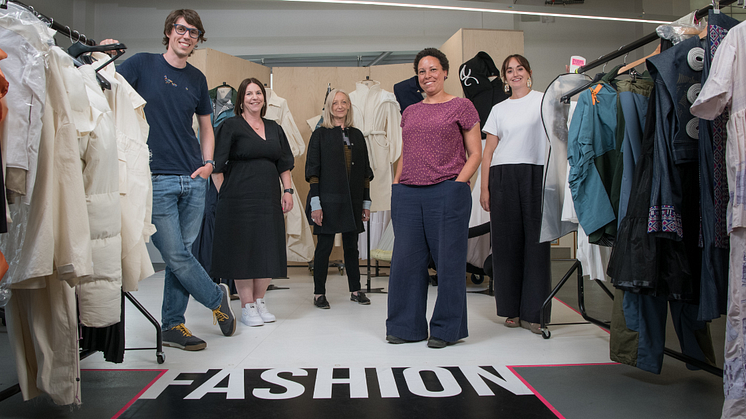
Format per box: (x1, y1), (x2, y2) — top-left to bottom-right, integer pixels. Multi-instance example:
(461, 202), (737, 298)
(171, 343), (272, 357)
(590, 84), (603, 105)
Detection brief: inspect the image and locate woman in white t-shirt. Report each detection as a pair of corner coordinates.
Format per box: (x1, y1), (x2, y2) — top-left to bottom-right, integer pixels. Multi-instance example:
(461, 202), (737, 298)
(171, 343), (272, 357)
(479, 54), (551, 335)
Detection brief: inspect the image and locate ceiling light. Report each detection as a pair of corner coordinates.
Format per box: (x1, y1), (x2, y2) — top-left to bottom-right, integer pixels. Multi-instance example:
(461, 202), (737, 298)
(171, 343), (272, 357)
(280, 0), (672, 24)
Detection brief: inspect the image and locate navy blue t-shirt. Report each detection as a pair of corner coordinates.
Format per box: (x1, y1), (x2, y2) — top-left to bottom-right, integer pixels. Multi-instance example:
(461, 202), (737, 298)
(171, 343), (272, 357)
(117, 53), (212, 175)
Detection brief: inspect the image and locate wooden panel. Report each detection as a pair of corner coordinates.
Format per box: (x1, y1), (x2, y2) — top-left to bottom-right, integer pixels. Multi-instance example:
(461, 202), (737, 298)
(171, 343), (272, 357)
(369, 62), (415, 93)
(188, 48), (271, 91)
(461, 29), (524, 78)
(439, 29), (464, 97)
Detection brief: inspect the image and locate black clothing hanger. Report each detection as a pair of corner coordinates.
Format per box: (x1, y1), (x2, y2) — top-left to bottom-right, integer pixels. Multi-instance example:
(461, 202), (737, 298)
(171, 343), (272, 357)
(67, 42), (127, 72)
(559, 72), (605, 104)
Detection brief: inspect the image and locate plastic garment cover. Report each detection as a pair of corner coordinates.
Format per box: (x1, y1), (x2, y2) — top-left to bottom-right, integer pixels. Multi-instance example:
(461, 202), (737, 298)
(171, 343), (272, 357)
(0, 4), (55, 205)
(539, 73), (590, 242)
(656, 11), (706, 45)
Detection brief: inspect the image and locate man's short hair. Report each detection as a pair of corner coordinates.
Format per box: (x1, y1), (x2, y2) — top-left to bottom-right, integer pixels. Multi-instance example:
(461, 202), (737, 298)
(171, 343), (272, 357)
(163, 9), (206, 54)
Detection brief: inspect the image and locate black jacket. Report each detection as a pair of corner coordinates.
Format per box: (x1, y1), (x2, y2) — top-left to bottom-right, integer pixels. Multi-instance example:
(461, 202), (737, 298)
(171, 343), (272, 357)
(394, 75), (424, 113)
(305, 126), (373, 234)
(459, 51), (509, 137)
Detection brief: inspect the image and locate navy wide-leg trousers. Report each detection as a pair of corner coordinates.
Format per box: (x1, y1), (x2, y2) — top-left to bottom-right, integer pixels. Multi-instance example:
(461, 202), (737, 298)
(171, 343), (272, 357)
(386, 180), (471, 342)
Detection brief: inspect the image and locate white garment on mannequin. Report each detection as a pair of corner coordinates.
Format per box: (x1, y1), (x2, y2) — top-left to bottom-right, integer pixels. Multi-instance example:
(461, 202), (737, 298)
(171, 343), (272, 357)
(266, 88), (314, 262)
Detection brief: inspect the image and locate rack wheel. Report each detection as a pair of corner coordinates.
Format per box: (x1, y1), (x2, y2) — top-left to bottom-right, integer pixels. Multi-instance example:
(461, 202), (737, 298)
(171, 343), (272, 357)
(338, 266), (345, 275)
(157, 352), (166, 364)
(541, 329), (551, 339)
(471, 274), (484, 285)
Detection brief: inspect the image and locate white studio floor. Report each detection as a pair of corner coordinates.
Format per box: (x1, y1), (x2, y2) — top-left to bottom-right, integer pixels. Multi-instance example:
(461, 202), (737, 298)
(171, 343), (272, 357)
(2, 264), (727, 419)
(88, 267), (612, 371)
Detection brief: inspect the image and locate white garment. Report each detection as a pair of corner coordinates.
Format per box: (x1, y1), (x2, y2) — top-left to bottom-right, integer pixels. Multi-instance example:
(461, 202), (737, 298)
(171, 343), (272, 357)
(266, 88), (314, 262)
(6, 275), (80, 406)
(540, 78), (586, 243)
(349, 80), (402, 212)
(0, 47), (93, 287)
(266, 88), (305, 157)
(4, 47), (92, 407)
(689, 21), (746, 419)
(76, 65), (123, 328)
(358, 210), (391, 261)
(349, 81), (401, 258)
(724, 228), (746, 419)
(97, 53), (156, 291)
(561, 160), (610, 282)
(482, 90), (547, 167)
(0, 9), (54, 204)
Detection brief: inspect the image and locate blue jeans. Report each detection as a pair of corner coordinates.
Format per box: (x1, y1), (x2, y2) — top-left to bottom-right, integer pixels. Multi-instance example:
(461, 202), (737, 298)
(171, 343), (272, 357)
(151, 175), (222, 330)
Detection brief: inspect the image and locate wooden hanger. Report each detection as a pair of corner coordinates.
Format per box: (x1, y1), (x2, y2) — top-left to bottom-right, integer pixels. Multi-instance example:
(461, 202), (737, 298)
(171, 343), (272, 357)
(618, 44), (661, 74)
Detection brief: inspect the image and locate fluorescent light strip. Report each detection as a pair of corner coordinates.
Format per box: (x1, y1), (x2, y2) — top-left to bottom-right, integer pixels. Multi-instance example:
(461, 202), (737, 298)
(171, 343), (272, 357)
(281, 0), (672, 24)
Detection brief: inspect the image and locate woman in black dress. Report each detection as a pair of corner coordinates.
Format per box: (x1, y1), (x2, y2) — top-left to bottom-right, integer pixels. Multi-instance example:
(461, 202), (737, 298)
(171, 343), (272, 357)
(306, 89), (373, 309)
(212, 78), (294, 327)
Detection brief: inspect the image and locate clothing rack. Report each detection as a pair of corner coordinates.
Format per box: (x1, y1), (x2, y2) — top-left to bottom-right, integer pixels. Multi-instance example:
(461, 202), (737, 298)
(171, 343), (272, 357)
(546, 3), (732, 377)
(576, 0), (737, 74)
(5, 0), (96, 46)
(539, 261), (723, 376)
(0, 1), (164, 404)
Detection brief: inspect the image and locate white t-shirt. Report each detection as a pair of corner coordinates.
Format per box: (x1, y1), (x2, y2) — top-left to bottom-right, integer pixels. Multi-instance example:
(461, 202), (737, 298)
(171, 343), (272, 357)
(482, 89), (547, 166)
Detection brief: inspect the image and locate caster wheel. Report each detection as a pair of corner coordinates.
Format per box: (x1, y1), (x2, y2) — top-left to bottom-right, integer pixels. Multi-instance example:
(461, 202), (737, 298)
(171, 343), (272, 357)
(541, 329), (551, 339)
(339, 267), (345, 275)
(157, 352), (166, 364)
(471, 274), (484, 285)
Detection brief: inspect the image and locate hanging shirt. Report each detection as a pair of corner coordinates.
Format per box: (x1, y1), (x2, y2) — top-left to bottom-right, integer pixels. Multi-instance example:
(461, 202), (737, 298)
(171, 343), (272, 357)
(690, 23), (746, 418)
(566, 84), (618, 236)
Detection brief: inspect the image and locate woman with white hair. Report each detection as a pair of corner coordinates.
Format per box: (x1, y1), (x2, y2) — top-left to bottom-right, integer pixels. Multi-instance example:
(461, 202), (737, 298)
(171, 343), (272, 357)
(305, 89), (374, 309)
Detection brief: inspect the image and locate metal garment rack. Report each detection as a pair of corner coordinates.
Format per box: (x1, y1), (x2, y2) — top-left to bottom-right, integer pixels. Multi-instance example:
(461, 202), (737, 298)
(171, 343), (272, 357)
(539, 260), (723, 376)
(577, 0), (737, 74)
(545, 2), (732, 377)
(0, 0), (164, 404)
(364, 218), (387, 293)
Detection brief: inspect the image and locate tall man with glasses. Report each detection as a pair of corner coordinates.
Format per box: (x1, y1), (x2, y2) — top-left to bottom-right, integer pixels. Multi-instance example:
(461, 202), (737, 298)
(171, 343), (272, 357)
(102, 9), (236, 351)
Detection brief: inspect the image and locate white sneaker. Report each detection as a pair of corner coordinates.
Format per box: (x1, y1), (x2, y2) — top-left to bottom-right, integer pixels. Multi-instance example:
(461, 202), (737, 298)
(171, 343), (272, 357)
(255, 298), (276, 323)
(241, 304), (264, 327)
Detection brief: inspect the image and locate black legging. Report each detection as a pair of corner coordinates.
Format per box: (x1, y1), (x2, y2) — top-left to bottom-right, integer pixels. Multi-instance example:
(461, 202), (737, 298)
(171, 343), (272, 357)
(313, 231), (361, 295)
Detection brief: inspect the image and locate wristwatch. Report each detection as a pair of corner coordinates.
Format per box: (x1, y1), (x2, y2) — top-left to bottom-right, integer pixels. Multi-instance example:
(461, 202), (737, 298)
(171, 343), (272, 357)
(203, 159), (215, 169)
(283, 188), (294, 194)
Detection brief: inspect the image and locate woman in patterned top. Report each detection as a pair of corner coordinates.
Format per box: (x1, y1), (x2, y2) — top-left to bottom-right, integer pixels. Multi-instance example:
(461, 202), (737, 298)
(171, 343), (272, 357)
(385, 47), (482, 349)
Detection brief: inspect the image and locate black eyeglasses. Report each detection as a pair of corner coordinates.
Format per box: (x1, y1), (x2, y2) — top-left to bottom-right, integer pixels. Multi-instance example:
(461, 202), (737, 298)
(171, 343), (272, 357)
(173, 23), (202, 39)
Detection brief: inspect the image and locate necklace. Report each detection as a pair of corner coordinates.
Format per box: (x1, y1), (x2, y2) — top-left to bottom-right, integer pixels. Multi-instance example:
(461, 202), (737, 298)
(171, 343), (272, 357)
(243, 115), (263, 131)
